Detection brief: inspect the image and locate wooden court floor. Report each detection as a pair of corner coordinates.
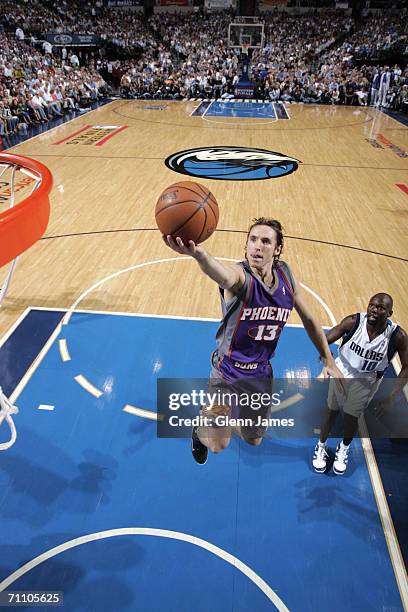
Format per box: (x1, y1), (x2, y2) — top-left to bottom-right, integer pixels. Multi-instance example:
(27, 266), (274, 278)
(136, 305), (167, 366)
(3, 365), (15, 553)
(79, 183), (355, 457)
(1, 100), (407, 339)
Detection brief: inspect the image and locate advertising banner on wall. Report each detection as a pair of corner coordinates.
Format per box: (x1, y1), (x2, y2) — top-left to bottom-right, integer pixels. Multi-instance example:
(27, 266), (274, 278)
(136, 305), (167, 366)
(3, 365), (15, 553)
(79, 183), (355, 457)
(158, 0), (192, 5)
(260, 0), (288, 7)
(46, 34), (99, 46)
(205, 0), (233, 9)
(106, 0), (142, 5)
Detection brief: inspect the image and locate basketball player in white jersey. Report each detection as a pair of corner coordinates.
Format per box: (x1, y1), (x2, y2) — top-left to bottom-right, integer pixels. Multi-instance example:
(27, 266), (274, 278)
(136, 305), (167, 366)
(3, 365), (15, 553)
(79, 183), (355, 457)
(313, 293), (408, 475)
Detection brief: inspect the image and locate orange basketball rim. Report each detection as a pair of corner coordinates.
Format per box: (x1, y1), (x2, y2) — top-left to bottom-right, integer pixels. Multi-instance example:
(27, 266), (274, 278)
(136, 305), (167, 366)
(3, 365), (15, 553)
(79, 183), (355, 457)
(0, 152), (53, 268)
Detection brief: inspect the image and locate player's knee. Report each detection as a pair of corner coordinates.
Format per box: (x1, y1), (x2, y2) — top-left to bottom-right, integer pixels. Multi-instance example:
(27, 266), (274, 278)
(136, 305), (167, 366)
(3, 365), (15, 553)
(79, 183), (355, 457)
(208, 438), (230, 453)
(244, 436), (263, 446)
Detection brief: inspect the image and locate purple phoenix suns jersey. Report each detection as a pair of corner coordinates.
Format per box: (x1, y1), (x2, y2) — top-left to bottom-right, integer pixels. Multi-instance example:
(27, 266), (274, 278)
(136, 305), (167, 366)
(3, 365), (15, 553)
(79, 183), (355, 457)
(213, 260), (295, 380)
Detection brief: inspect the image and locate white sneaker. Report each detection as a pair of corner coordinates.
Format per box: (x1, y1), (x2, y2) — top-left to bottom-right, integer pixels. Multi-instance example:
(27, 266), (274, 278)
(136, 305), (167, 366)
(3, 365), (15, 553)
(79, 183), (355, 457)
(312, 443), (328, 473)
(333, 443), (350, 475)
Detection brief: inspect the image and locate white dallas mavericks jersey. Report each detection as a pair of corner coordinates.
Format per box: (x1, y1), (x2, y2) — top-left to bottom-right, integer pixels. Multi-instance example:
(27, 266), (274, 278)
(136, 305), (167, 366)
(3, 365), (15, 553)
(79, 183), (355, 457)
(336, 313), (399, 379)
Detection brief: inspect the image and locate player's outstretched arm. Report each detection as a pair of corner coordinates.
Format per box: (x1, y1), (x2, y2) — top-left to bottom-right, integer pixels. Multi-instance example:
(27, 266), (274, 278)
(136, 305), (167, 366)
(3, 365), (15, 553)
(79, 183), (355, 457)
(325, 315), (357, 345)
(376, 328), (408, 416)
(292, 279), (344, 387)
(164, 235), (245, 293)
(315, 315), (356, 378)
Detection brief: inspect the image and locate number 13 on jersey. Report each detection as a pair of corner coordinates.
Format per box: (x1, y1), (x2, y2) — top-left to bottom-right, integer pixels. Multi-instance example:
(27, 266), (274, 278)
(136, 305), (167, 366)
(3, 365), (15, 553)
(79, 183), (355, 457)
(251, 324), (280, 341)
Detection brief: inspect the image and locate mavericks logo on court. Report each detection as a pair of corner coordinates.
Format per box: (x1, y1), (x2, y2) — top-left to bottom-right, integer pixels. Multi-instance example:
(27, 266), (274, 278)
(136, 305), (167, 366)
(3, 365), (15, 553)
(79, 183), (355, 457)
(165, 147), (300, 181)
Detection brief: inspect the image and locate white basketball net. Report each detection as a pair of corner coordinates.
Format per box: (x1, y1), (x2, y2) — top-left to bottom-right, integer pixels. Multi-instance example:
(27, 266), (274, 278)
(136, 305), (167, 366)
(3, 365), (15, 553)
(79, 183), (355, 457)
(0, 386), (18, 451)
(0, 162), (42, 306)
(0, 160), (43, 450)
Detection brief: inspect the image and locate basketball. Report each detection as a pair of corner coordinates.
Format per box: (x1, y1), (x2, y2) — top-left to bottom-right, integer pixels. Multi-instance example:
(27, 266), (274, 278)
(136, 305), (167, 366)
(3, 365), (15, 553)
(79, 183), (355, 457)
(155, 181), (219, 245)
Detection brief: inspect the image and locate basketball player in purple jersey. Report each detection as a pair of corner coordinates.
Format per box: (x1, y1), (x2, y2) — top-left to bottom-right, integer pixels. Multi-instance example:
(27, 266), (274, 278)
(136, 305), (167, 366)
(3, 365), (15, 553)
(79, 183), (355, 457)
(165, 218), (344, 464)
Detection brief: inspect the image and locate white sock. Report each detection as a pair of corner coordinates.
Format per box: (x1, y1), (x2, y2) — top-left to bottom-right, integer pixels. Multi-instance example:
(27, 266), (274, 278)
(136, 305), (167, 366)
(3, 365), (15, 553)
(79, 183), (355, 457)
(318, 440), (326, 448)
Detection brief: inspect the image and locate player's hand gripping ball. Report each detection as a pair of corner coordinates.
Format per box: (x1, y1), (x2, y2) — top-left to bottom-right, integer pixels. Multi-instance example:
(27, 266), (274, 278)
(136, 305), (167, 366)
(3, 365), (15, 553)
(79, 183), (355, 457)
(155, 181), (219, 244)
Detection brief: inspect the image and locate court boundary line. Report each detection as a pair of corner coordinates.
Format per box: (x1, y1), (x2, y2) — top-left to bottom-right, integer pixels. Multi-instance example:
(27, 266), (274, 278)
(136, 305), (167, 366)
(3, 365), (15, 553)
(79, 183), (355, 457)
(17, 305), (324, 327)
(34, 227), (408, 264)
(274, 102), (291, 120)
(8, 318), (63, 404)
(392, 355), (408, 402)
(189, 101), (205, 117)
(360, 422), (408, 608)
(202, 100), (213, 118)
(112, 99), (374, 131)
(201, 101), (278, 126)
(0, 306), (312, 328)
(0, 528), (289, 611)
(18, 152), (408, 172)
(378, 108), (408, 130)
(21, 153), (407, 172)
(0, 307), (31, 349)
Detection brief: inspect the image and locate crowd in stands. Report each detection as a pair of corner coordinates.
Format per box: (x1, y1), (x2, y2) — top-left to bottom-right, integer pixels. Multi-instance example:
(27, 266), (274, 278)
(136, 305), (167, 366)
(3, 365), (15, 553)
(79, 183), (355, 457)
(342, 15), (405, 59)
(2, 0), (156, 52)
(0, 0), (407, 138)
(119, 11), (407, 111)
(0, 30), (109, 137)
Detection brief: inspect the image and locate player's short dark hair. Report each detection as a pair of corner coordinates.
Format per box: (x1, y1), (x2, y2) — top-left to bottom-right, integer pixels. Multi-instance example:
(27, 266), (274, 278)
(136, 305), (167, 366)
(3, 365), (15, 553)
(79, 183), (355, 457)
(246, 217), (284, 251)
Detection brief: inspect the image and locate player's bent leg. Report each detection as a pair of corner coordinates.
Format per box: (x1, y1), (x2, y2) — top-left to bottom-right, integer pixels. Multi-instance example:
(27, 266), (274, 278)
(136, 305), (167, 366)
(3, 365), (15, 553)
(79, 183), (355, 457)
(240, 418), (268, 446)
(192, 404), (232, 463)
(312, 406), (336, 473)
(333, 379), (377, 475)
(197, 424), (231, 453)
(343, 411), (359, 441)
(238, 380), (272, 447)
(313, 379), (342, 473)
(318, 405), (339, 443)
(200, 433), (231, 454)
(243, 436), (263, 446)
(333, 422), (356, 476)
(333, 411), (358, 475)
(191, 426), (209, 465)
